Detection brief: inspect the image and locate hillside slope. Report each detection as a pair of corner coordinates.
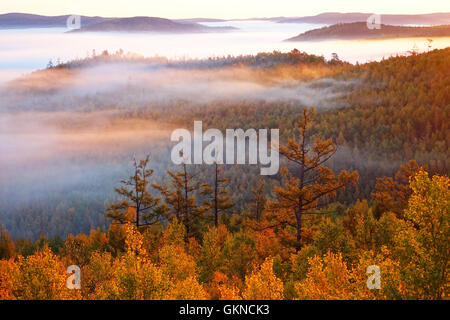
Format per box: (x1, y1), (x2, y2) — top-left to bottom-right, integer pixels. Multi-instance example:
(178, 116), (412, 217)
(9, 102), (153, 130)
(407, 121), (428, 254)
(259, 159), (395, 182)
(278, 12), (450, 25)
(0, 12), (110, 28)
(69, 16), (236, 33)
(287, 22), (450, 41)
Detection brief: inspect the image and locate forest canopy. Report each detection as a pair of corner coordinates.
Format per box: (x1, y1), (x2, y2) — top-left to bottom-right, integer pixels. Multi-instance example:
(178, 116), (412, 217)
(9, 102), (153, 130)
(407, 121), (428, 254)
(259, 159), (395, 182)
(0, 47), (449, 300)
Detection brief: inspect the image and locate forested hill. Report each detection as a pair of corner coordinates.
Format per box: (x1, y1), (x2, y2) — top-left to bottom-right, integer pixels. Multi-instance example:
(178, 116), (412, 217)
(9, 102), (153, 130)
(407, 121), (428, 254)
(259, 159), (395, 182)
(0, 50), (448, 301)
(0, 12), (110, 28)
(166, 47), (449, 196)
(287, 22), (450, 41)
(0, 48), (448, 240)
(68, 17), (236, 33)
(277, 12), (450, 25)
(45, 49), (334, 71)
(0, 13), (236, 33)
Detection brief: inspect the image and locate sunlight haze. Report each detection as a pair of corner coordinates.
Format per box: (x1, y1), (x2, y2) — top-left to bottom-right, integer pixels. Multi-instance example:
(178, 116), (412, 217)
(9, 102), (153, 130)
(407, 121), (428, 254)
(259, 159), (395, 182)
(1, 0), (449, 19)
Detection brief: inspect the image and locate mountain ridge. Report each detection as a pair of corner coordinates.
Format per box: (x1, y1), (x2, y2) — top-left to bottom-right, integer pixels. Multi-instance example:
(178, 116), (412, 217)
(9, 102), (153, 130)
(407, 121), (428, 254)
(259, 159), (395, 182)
(68, 16), (236, 33)
(0, 13), (237, 33)
(277, 12), (450, 25)
(0, 12), (111, 28)
(3, 12), (450, 29)
(286, 22), (450, 41)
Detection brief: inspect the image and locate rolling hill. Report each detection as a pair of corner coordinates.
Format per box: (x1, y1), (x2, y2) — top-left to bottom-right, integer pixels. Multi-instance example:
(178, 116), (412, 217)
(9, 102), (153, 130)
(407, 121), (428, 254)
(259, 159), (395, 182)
(0, 13), (236, 33)
(0, 12), (110, 28)
(277, 12), (450, 25)
(69, 16), (236, 33)
(286, 22), (450, 41)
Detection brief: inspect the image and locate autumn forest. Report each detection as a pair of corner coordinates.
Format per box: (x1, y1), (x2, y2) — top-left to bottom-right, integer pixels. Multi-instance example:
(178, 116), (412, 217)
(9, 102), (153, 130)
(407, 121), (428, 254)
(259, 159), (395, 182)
(0, 45), (449, 301)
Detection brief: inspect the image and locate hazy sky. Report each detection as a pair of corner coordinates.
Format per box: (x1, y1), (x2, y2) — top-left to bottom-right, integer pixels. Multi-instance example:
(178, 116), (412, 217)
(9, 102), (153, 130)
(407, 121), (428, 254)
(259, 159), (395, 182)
(1, 0), (449, 19)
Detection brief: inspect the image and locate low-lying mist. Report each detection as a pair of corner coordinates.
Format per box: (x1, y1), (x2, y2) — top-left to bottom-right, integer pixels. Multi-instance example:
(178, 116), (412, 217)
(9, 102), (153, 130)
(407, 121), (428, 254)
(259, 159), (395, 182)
(0, 110), (175, 239)
(2, 61), (350, 111)
(0, 57), (356, 239)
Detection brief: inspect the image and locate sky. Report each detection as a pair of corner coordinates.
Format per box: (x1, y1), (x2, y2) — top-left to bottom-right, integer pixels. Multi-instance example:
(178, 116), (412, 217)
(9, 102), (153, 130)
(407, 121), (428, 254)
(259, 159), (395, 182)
(1, 0), (449, 19)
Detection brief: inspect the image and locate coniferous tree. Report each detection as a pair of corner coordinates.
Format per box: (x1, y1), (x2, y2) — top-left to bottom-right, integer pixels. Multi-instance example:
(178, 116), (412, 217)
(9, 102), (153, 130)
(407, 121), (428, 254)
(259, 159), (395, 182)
(249, 181), (266, 223)
(107, 156), (164, 229)
(201, 163), (233, 227)
(267, 108), (359, 249)
(155, 162), (205, 239)
(371, 160), (420, 218)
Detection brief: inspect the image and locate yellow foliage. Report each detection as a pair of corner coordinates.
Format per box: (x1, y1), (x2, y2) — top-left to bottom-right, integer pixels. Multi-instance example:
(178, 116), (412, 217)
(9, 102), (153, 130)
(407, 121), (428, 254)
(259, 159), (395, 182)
(351, 247), (403, 300)
(158, 244), (197, 281)
(124, 223), (148, 258)
(2, 247), (75, 300)
(0, 258), (20, 299)
(93, 223), (171, 300)
(209, 271), (242, 300)
(295, 251), (355, 300)
(243, 258), (284, 300)
(2, 171), (447, 300)
(219, 283), (242, 300)
(162, 218), (186, 246)
(166, 276), (208, 300)
(406, 170), (449, 245)
(82, 251), (114, 299)
(401, 170), (449, 299)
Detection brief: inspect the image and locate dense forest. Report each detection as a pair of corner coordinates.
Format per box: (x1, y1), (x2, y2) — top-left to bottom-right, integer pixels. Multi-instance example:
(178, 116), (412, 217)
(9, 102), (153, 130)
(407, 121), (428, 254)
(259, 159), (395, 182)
(2, 47), (448, 239)
(0, 48), (449, 300)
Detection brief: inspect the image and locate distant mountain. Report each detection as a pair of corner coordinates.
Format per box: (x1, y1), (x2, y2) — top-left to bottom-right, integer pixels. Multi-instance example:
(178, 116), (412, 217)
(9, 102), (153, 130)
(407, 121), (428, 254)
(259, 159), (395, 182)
(175, 18), (226, 23)
(3, 12), (450, 31)
(277, 12), (450, 26)
(0, 13), (110, 28)
(286, 22), (450, 41)
(69, 16), (236, 33)
(0, 13), (236, 33)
